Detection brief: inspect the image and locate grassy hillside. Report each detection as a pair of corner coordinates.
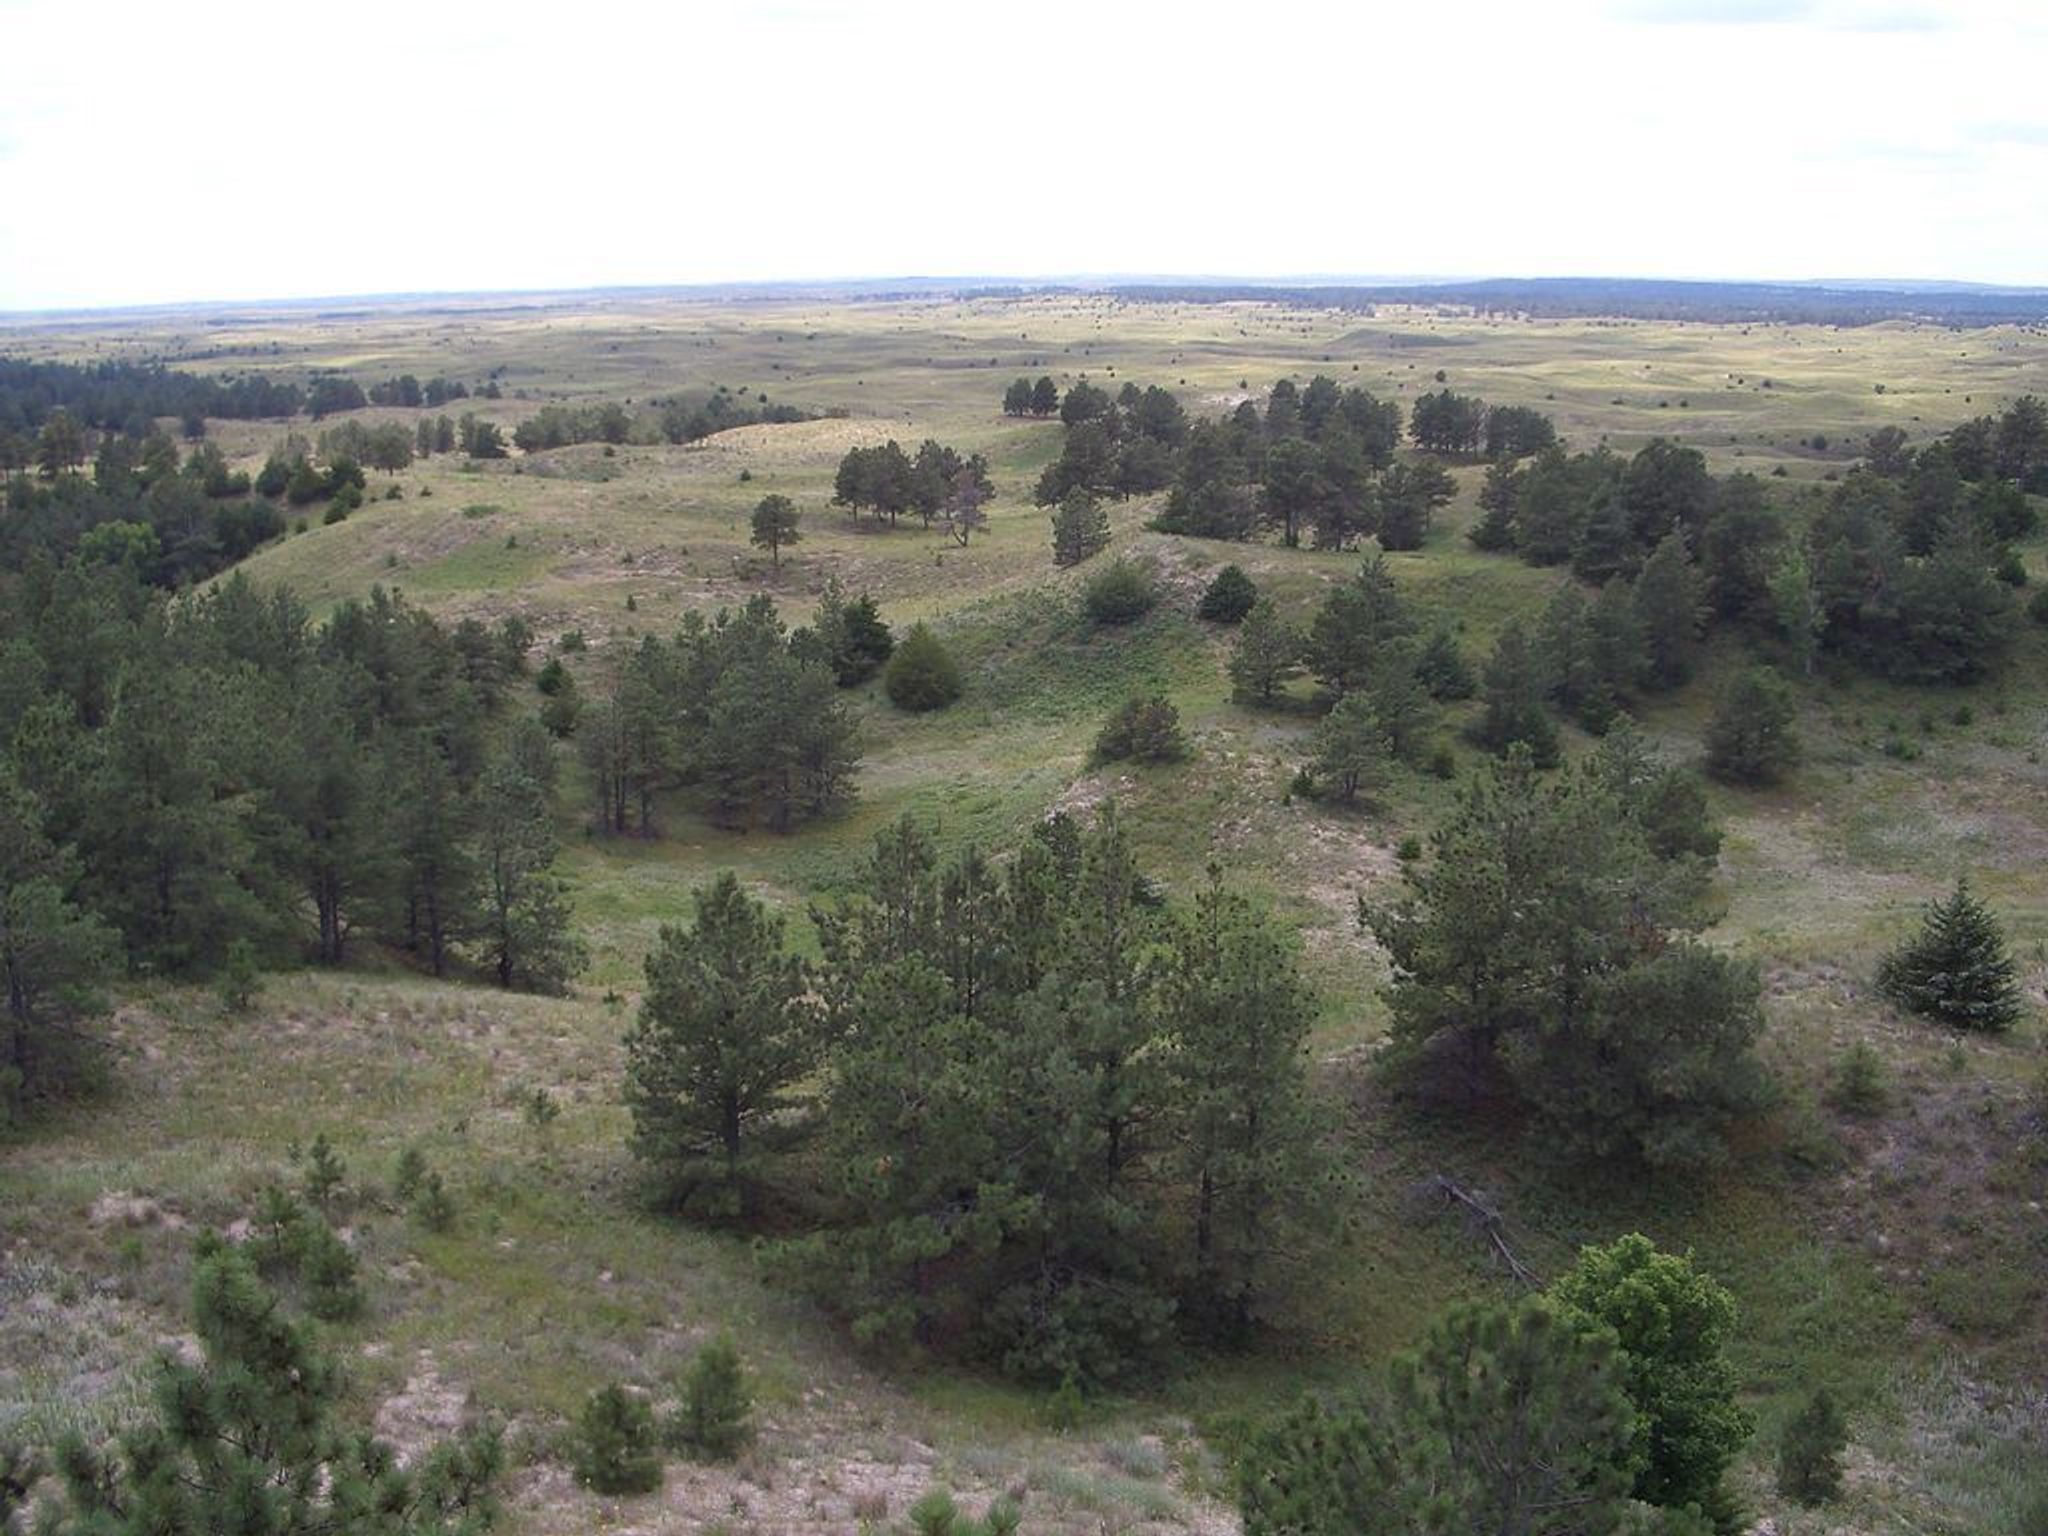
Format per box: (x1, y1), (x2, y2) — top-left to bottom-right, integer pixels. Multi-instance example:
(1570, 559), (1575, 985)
(4, 295), (2046, 1534)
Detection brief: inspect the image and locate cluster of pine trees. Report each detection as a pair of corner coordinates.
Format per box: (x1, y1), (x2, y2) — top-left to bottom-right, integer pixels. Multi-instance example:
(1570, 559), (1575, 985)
(1472, 427), (2026, 685)
(1242, 1234), (1754, 1534)
(831, 438), (994, 533)
(0, 566), (583, 1118)
(0, 356), (302, 446)
(576, 592), (862, 836)
(3, 427), (285, 585)
(625, 810), (1338, 1385)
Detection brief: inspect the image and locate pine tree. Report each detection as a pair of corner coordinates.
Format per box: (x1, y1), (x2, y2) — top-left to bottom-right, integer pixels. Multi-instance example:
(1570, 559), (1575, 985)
(1197, 564), (1257, 623)
(1228, 599), (1303, 704)
(884, 622), (963, 712)
(749, 494), (801, 567)
(1474, 621), (1560, 768)
(1310, 695), (1390, 804)
(471, 757), (587, 993)
(1306, 555), (1412, 694)
(1703, 667), (1800, 785)
(1050, 488), (1110, 566)
(625, 872), (823, 1213)
(1775, 1387), (1847, 1505)
(574, 1385), (661, 1495)
(1877, 877), (2024, 1031)
(1413, 626), (1475, 701)
(1241, 1296), (1640, 1536)
(1633, 528), (1704, 689)
(1163, 869), (1331, 1333)
(34, 1240), (499, 1533)
(667, 1338), (754, 1460)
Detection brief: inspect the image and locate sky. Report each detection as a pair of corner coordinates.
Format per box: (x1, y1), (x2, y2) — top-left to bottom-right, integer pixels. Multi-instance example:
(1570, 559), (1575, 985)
(2, 0), (2045, 310)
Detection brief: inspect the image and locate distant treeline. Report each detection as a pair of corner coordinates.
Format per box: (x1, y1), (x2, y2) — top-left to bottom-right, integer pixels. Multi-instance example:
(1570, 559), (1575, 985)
(0, 358), (302, 435)
(1103, 278), (2048, 327)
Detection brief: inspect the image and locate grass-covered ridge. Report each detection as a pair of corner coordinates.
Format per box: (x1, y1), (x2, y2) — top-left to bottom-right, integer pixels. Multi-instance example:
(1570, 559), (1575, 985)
(3, 292), (2046, 1534)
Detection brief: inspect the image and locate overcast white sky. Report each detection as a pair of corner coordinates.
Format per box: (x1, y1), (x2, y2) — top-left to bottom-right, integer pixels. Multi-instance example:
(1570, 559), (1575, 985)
(2, 0), (2044, 310)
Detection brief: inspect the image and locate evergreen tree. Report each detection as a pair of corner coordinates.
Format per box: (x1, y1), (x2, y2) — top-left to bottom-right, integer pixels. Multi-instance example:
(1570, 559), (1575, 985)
(0, 771), (119, 1110)
(625, 872), (823, 1213)
(34, 1240), (500, 1534)
(1474, 621), (1560, 768)
(1196, 564), (1257, 623)
(1470, 458), (1522, 550)
(667, 1338), (754, 1461)
(1877, 877), (2024, 1032)
(1030, 375), (1061, 416)
(749, 493), (801, 567)
(812, 582), (894, 686)
(471, 757), (586, 993)
(1703, 668), (1800, 786)
(884, 622), (963, 712)
(1633, 529), (1704, 689)
(1093, 695), (1187, 764)
(573, 1385), (661, 1495)
(1228, 600), (1304, 704)
(1081, 560), (1156, 626)
(1164, 869), (1332, 1333)
(1308, 694), (1390, 804)
(1050, 488), (1111, 566)
(1241, 1297), (1641, 1536)
(1775, 1388), (1848, 1506)
(1413, 626), (1475, 701)
(1306, 555), (1412, 694)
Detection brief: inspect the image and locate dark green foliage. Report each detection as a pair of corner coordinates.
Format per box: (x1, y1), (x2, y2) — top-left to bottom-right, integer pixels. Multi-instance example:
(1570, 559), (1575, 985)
(787, 812), (1335, 1384)
(1197, 564), (1257, 623)
(1367, 747), (1765, 1166)
(1306, 555), (1411, 694)
(1050, 488), (1111, 565)
(1241, 1297), (1641, 1536)
(667, 1338), (754, 1461)
(1375, 459), (1455, 550)
(0, 769), (119, 1107)
(813, 582), (895, 685)
(749, 493), (801, 566)
(625, 872), (824, 1214)
(1775, 1388), (1848, 1506)
(473, 756), (586, 993)
(1552, 1236), (1752, 1524)
(1633, 529), (1704, 689)
(574, 1385), (661, 1495)
(906, 1486), (1022, 1536)
(1877, 877), (2024, 1032)
(1081, 561), (1156, 626)
(392, 1146), (427, 1203)
(1408, 389), (1488, 455)
(1473, 621), (1560, 768)
(1093, 694), (1187, 764)
(884, 622), (963, 711)
(1307, 695), (1389, 804)
(1703, 668), (1799, 785)
(1228, 600), (1304, 704)
(1412, 626), (1475, 701)
(31, 1240), (498, 1535)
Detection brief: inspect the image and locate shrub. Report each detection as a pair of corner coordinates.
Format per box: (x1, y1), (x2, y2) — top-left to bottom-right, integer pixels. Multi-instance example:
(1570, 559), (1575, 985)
(2029, 587), (2048, 625)
(1703, 667), (1799, 786)
(1775, 1388), (1846, 1505)
(1197, 564), (1257, 623)
(412, 1171), (457, 1233)
(574, 1385), (662, 1495)
(1825, 1040), (1889, 1117)
(1082, 561), (1156, 626)
(1094, 694), (1187, 764)
(392, 1146), (427, 1203)
(301, 1133), (346, 1207)
(885, 622), (963, 712)
(667, 1337), (754, 1461)
(1877, 877), (2024, 1032)
(216, 938), (260, 1013)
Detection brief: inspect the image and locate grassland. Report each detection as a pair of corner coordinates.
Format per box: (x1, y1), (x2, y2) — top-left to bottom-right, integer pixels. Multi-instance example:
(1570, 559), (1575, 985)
(3, 293), (2046, 1534)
